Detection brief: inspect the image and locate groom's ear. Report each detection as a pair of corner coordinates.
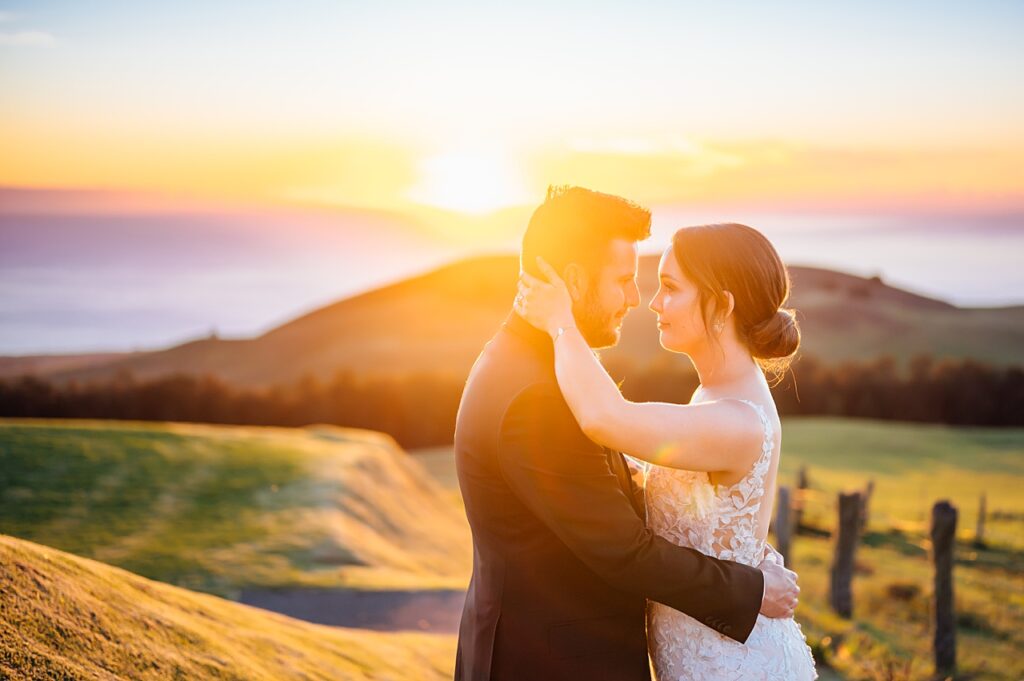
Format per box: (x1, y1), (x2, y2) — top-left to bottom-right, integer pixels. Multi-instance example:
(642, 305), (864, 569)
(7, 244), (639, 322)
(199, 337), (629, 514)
(563, 263), (587, 302)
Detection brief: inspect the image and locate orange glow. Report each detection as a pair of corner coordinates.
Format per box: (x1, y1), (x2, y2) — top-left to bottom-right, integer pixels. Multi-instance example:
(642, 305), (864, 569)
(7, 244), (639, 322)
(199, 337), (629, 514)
(2, 117), (1022, 221)
(531, 140), (1024, 210)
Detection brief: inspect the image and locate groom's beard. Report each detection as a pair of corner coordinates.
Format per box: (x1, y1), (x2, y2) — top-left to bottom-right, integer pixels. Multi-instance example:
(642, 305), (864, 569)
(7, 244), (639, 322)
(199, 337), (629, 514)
(575, 289), (625, 349)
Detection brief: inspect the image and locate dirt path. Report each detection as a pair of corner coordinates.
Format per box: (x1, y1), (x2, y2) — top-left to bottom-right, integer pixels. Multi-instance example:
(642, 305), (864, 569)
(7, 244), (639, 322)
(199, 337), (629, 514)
(239, 588), (845, 678)
(239, 588), (466, 633)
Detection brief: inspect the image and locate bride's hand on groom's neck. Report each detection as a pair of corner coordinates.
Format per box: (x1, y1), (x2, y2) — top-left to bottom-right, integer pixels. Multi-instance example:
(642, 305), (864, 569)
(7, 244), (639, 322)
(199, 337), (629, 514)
(514, 257), (575, 337)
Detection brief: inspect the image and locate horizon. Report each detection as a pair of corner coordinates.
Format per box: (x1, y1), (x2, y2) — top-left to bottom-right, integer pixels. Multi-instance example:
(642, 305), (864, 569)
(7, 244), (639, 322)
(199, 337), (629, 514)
(3, 186), (1023, 356)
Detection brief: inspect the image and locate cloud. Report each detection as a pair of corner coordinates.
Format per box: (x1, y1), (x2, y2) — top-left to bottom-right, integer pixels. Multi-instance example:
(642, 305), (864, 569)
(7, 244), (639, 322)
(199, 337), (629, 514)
(531, 138), (1024, 212)
(566, 136), (745, 175)
(0, 30), (56, 47)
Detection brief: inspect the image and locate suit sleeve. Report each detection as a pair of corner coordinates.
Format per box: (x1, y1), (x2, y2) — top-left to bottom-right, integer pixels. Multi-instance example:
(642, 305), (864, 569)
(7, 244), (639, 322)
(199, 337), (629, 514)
(496, 381), (764, 643)
(622, 454), (647, 516)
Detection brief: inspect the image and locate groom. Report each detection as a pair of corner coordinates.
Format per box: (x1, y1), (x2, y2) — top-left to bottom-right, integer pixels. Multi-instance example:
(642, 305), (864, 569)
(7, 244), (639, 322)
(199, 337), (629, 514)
(454, 186), (798, 680)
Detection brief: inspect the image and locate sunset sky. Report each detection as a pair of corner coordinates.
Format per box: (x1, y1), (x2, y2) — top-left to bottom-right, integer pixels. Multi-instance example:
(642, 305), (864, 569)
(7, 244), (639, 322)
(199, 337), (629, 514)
(2, 0), (1022, 222)
(2, 1), (1023, 353)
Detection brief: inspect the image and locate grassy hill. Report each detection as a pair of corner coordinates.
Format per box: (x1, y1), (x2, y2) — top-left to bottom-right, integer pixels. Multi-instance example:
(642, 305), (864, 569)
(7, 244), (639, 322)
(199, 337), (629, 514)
(0, 534), (456, 680)
(0, 419), (471, 597)
(0, 351), (139, 380)
(15, 255), (1023, 389)
(3, 415), (1023, 678)
(776, 418), (1024, 549)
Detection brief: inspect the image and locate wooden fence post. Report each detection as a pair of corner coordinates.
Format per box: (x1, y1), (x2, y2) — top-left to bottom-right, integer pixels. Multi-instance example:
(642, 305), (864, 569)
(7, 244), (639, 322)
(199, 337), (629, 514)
(795, 466), (809, 531)
(829, 491), (861, 618)
(859, 479), (874, 535)
(973, 493), (986, 548)
(932, 500), (957, 677)
(776, 486), (792, 566)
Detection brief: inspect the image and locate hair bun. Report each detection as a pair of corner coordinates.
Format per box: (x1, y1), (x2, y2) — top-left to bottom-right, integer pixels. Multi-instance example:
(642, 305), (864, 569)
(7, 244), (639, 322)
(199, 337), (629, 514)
(746, 309), (800, 359)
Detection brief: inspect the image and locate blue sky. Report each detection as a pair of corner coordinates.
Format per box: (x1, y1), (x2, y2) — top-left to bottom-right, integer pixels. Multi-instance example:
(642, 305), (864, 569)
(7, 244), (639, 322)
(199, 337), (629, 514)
(3, 0), (1022, 146)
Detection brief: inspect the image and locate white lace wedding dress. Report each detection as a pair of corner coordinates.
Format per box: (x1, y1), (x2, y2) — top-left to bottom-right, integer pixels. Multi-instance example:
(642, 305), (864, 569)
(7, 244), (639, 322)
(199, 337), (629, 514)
(643, 399), (817, 680)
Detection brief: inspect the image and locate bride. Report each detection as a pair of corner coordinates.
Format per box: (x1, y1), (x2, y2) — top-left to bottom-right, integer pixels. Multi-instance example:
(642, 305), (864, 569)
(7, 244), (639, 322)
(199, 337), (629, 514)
(514, 222), (817, 680)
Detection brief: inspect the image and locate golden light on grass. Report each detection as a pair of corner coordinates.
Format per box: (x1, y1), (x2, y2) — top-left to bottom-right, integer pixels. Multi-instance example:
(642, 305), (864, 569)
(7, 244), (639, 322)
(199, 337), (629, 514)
(0, 534), (457, 680)
(0, 419), (472, 594)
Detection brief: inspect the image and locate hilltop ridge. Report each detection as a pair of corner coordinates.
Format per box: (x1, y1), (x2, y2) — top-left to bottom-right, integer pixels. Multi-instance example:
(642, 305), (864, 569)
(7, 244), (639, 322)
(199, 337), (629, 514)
(5, 255), (1022, 388)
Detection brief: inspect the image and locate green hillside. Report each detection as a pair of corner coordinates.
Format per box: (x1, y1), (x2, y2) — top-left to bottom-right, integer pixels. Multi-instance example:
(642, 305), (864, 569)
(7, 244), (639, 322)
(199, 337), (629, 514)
(0, 419), (471, 597)
(0, 534), (456, 680)
(3, 416), (1023, 678)
(777, 418), (1024, 545)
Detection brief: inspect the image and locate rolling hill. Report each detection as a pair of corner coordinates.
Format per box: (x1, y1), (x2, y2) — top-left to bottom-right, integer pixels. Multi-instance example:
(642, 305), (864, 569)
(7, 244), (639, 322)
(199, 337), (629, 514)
(0, 419), (471, 596)
(12, 255), (1024, 389)
(0, 534), (456, 680)
(0, 352), (140, 380)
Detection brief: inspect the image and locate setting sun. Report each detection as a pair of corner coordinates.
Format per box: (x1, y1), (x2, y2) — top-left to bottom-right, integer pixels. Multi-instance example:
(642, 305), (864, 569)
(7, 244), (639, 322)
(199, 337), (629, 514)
(407, 150), (532, 215)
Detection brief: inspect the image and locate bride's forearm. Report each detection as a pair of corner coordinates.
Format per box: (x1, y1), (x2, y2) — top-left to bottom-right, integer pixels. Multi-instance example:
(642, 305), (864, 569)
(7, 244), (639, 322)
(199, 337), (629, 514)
(552, 327), (628, 444)
(543, 326), (765, 476)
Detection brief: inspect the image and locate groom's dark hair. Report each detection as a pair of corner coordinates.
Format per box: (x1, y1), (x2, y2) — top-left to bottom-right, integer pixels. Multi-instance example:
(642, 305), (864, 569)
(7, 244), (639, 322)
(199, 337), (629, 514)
(521, 185), (651, 277)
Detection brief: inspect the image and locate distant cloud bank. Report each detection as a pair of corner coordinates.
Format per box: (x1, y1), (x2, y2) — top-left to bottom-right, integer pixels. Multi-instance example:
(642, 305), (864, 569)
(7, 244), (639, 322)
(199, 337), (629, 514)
(0, 12), (56, 47)
(0, 30), (56, 47)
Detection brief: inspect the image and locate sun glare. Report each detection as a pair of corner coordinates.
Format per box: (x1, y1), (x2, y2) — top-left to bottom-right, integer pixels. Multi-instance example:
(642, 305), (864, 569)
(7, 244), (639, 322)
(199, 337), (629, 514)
(407, 151), (531, 215)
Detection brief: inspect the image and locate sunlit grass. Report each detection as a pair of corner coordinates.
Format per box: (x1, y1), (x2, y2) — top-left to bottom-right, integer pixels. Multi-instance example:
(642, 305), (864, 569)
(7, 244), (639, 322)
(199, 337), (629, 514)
(778, 418), (1024, 550)
(0, 418), (472, 597)
(4, 416), (1021, 679)
(772, 418), (1024, 678)
(0, 534), (456, 680)
(791, 533), (1023, 680)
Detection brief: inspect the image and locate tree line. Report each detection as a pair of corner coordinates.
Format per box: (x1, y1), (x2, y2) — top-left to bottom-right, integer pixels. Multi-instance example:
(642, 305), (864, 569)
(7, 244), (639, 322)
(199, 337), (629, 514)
(1, 354), (1020, 448)
(611, 354), (1024, 428)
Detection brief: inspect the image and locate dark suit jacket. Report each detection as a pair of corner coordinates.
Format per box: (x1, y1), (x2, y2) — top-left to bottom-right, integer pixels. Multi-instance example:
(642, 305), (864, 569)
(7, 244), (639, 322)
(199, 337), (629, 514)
(453, 313), (764, 681)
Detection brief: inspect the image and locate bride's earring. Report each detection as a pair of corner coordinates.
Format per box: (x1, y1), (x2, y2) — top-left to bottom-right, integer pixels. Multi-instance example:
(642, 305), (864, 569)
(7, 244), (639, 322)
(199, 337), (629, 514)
(713, 319), (724, 335)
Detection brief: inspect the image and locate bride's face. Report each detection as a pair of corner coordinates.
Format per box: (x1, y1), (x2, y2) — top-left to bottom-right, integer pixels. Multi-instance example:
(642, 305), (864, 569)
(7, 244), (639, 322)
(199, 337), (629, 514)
(649, 246), (709, 353)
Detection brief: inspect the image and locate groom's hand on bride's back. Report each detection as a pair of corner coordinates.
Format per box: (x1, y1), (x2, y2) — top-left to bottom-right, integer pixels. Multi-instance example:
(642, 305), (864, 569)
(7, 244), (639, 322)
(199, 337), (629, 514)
(759, 560), (799, 618)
